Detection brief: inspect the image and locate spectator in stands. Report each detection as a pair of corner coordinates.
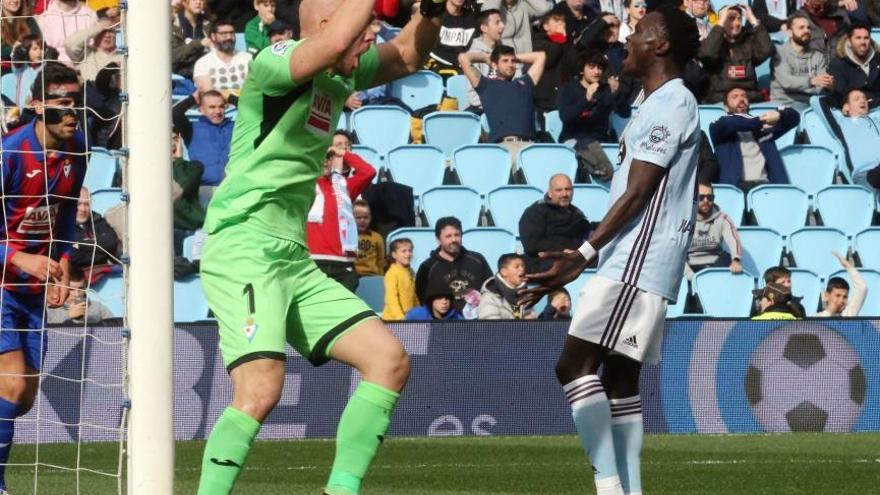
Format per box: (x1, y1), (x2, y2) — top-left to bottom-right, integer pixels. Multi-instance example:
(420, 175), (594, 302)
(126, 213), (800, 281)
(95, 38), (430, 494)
(463, 8), (507, 112)
(84, 61), (121, 149)
(244, 0), (275, 55)
(764, 265), (792, 288)
(405, 282), (464, 320)
(618, 0), (646, 42)
(711, 87), (800, 191)
(307, 137), (377, 292)
(557, 50), (625, 182)
(478, 253), (537, 319)
(354, 199), (386, 277)
(685, 0), (716, 40)
(751, 282), (806, 319)
(867, 0), (880, 26)
(46, 266), (114, 325)
(482, 0), (553, 54)
(207, 0), (252, 31)
(532, 11), (569, 114)
(458, 45), (546, 173)
(552, 0), (596, 41)
(565, 13), (625, 80)
(752, 0), (800, 33)
(382, 238), (419, 321)
(1, 0), (40, 70)
(538, 288), (572, 319)
(797, 0), (850, 56)
(7, 35), (57, 109)
(267, 18), (293, 44)
(816, 252), (867, 316)
(770, 12), (833, 110)
(519, 174), (591, 273)
(685, 182), (743, 280)
(37, 0), (97, 62)
(424, 0), (478, 78)
(63, 7), (121, 82)
(171, 0), (211, 79)
(70, 187), (119, 274)
(828, 23), (879, 108)
(838, 89), (880, 191)
(699, 4), (774, 103)
(193, 19), (253, 94)
(171, 126), (206, 256)
(415, 216), (494, 311)
(172, 89), (234, 189)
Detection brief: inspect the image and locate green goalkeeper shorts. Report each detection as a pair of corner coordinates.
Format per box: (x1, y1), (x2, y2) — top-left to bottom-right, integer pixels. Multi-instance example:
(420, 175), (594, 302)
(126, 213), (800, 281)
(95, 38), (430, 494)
(200, 224), (377, 371)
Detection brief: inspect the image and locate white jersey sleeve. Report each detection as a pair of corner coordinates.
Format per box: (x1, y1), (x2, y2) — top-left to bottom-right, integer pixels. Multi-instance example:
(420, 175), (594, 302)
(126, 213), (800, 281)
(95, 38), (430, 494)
(628, 90), (695, 169)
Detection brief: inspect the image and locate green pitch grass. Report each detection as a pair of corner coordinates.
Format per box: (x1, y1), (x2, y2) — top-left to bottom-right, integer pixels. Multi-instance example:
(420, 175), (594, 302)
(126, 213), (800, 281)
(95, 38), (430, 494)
(6, 434), (880, 494)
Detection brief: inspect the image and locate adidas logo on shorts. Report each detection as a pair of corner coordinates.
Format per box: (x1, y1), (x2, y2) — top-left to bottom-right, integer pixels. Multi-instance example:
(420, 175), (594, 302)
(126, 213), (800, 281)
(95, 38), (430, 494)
(621, 335), (639, 349)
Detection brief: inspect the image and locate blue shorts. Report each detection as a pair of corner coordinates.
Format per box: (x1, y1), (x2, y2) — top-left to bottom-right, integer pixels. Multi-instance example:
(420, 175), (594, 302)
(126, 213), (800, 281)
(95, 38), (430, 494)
(0, 289), (47, 370)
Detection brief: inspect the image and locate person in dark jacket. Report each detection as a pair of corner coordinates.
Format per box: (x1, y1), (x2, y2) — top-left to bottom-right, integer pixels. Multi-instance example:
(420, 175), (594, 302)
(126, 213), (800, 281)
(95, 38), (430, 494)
(797, 0), (851, 57)
(518, 174), (591, 273)
(710, 87), (800, 190)
(698, 4), (774, 103)
(827, 24), (880, 108)
(171, 126), (207, 256)
(69, 187), (120, 272)
(565, 12), (625, 81)
(415, 217), (494, 311)
(538, 288), (572, 320)
(532, 11), (571, 113)
(404, 282), (464, 320)
(552, 0), (597, 42)
(171, 0), (211, 79)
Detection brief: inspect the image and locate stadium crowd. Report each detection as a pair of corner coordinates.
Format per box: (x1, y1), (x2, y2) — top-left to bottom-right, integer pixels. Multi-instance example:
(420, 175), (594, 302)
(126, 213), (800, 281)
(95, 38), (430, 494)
(0, 0), (878, 323)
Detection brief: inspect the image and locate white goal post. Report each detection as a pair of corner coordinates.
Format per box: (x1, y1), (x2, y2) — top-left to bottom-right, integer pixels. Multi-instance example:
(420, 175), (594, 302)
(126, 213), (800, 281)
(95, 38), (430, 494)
(125, 0), (175, 492)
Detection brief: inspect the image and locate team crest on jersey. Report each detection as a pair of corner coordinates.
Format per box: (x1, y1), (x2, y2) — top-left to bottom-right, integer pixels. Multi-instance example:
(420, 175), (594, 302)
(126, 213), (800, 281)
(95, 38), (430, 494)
(17, 204), (60, 234)
(63, 159), (72, 178)
(243, 316), (258, 342)
(305, 89), (333, 136)
(271, 40), (294, 57)
(648, 125), (671, 144)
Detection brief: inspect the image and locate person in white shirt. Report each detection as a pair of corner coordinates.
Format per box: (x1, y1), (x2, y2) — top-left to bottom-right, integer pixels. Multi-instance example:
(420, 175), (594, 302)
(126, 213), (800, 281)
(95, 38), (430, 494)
(618, 0), (646, 42)
(193, 19), (254, 94)
(521, 6), (701, 495)
(815, 252), (867, 317)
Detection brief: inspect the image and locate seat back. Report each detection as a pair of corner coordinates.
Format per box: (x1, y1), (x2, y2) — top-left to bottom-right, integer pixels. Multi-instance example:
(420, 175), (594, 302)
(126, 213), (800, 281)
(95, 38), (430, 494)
(452, 144), (511, 196)
(351, 106), (411, 156)
(386, 227), (436, 269)
(712, 184), (746, 227)
(544, 110), (562, 142)
(173, 275), (210, 322)
(779, 145), (838, 196)
(93, 274), (124, 318)
(700, 105), (728, 147)
(748, 185), (809, 235)
(89, 188), (122, 215)
(423, 111), (482, 156)
(666, 279), (690, 318)
(788, 227), (850, 277)
(815, 185), (875, 236)
(737, 227), (784, 277)
(421, 186), (482, 230)
(385, 145), (446, 197)
(693, 269), (756, 317)
(566, 269), (598, 313)
(571, 185), (610, 222)
(84, 150), (117, 191)
(445, 75), (470, 111)
(854, 228), (880, 270)
(518, 144), (577, 189)
(355, 276), (386, 314)
(487, 186), (543, 233)
(787, 269), (822, 315)
(388, 70), (444, 111)
(462, 228), (517, 271)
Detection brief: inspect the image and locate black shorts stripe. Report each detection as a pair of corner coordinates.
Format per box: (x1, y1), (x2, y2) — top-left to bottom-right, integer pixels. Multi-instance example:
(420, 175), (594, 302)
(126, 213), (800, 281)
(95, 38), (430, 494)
(609, 286), (639, 350)
(602, 284), (637, 349)
(226, 351), (286, 374)
(600, 283), (633, 348)
(308, 310), (377, 367)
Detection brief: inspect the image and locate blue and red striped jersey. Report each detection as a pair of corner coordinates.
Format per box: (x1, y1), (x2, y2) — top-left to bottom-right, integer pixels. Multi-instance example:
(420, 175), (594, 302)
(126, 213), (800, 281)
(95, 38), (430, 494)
(1, 121), (88, 293)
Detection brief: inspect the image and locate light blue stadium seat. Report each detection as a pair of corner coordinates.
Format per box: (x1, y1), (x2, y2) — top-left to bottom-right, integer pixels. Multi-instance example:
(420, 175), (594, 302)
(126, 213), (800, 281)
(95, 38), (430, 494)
(487, 186), (542, 233)
(788, 227), (849, 277)
(610, 110), (631, 141)
(385, 145), (445, 197)
(830, 108), (880, 175)
(872, 29), (880, 45)
(518, 144), (577, 189)
(787, 269), (822, 315)
(737, 227), (784, 277)
(815, 185), (875, 235)
(421, 186), (482, 230)
(356, 276), (385, 314)
(711, 184), (746, 227)
(755, 58), (772, 90)
(1, 73), (16, 103)
(571, 184), (610, 222)
(693, 269), (756, 317)
(667, 279), (690, 318)
(445, 75), (470, 111)
(388, 70), (444, 111)
(182, 234), (196, 261)
(174, 275), (210, 322)
(84, 150), (117, 192)
(699, 105), (728, 146)
(566, 269), (597, 313)
(337, 111), (349, 131)
(711, 0), (741, 11)
(93, 274), (124, 318)
(748, 184), (809, 235)
(89, 188), (122, 215)
(544, 110), (562, 143)
(452, 144), (510, 196)
(234, 33), (246, 53)
(827, 269), (880, 316)
(423, 111), (481, 156)
(805, 98), (849, 177)
(351, 145), (381, 170)
(386, 227), (436, 269)
(779, 145), (838, 196)
(351, 106), (411, 156)
(462, 228), (516, 270)
(854, 228), (880, 270)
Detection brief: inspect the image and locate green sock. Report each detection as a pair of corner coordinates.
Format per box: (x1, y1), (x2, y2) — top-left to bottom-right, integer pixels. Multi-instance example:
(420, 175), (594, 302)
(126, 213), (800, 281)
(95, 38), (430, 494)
(198, 406), (261, 495)
(325, 381), (400, 495)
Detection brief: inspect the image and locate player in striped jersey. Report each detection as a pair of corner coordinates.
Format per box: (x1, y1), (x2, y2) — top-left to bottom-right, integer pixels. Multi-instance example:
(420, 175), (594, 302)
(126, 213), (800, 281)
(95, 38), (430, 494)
(520, 6), (701, 495)
(0, 62), (87, 493)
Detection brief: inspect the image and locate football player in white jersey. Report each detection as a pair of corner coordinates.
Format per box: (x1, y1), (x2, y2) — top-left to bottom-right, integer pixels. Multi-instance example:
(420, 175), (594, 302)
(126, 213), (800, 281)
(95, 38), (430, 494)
(520, 6), (702, 495)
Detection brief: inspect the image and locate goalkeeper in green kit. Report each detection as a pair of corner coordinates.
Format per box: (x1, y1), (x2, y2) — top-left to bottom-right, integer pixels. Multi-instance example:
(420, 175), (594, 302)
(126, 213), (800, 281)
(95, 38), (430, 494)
(196, 1), (450, 493)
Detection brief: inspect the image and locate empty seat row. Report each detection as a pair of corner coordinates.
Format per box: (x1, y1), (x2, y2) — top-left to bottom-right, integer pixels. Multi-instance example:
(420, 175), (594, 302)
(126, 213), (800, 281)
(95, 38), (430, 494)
(93, 274), (209, 323)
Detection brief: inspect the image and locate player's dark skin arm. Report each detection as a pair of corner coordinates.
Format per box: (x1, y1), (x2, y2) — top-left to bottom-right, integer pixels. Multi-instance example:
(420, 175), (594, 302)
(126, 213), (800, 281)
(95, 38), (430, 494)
(518, 160), (667, 305)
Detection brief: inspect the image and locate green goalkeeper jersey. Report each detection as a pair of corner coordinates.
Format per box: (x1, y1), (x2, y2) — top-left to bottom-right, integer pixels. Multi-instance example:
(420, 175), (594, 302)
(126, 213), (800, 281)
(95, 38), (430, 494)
(203, 40), (381, 245)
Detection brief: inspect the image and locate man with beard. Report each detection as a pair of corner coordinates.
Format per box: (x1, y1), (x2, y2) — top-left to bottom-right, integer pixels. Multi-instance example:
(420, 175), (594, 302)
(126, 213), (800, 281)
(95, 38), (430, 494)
(828, 23), (880, 108)
(796, 0), (850, 56)
(519, 7), (701, 494)
(463, 8), (508, 112)
(196, 0), (446, 492)
(698, 4), (774, 103)
(415, 216), (493, 312)
(193, 19), (254, 94)
(770, 12), (833, 110)
(684, 182), (743, 280)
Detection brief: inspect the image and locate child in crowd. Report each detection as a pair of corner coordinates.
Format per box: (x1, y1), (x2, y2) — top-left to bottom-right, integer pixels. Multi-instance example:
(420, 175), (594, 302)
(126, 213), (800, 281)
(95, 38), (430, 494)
(382, 238), (419, 320)
(354, 199), (385, 276)
(405, 283), (463, 321)
(539, 288), (572, 320)
(244, 0), (276, 54)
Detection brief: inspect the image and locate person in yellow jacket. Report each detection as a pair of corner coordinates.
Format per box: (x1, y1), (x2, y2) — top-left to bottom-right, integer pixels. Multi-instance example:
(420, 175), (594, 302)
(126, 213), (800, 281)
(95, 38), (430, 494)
(751, 282), (805, 320)
(382, 238), (419, 320)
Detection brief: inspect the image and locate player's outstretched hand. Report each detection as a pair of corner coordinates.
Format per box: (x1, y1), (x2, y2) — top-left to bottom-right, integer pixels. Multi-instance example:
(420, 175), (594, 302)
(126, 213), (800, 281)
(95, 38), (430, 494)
(517, 250), (589, 306)
(420, 0), (447, 18)
(10, 252), (62, 281)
